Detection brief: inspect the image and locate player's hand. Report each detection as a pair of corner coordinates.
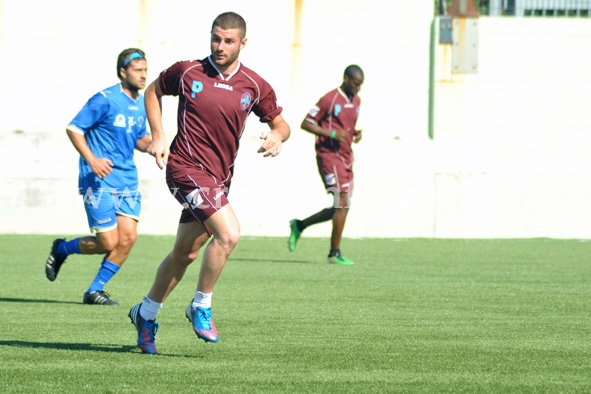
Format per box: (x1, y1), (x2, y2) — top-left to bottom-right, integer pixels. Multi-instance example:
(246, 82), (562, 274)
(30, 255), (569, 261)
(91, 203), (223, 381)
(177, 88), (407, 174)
(353, 129), (363, 143)
(89, 158), (113, 179)
(147, 138), (169, 169)
(258, 131), (283, 157)
(332, 129), (349, 142)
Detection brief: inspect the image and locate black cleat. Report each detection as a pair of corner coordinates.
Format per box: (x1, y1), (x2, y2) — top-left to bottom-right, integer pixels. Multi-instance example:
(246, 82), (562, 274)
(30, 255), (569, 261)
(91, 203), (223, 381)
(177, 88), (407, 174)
(83, 291), (119, 306)
(45, 238), (67, 281)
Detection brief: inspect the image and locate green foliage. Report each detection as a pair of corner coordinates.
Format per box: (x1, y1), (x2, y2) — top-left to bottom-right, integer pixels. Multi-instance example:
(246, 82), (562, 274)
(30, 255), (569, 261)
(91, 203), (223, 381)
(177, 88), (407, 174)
(1, 235), (591, 393)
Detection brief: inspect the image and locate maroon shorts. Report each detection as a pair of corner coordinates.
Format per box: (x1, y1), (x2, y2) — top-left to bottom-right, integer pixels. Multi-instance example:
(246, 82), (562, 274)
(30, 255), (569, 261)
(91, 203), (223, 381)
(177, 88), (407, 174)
(166, 168), (230, 224)
(316, 153), (354, 194)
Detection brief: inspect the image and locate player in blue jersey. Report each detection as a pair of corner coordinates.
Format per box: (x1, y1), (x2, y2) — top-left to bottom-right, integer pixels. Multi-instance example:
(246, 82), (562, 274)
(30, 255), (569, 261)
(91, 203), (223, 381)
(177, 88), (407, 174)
(44, 48), (153, 306)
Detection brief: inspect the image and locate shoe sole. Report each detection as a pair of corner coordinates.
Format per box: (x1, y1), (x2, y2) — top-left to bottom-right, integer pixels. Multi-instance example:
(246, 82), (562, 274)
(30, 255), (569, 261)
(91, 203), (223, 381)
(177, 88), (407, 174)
(83, 293), (119, 306)
(327, 258), (355, 265)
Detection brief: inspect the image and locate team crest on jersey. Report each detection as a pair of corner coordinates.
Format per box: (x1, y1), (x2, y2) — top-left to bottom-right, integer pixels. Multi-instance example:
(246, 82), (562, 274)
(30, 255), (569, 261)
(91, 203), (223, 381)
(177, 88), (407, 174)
(113, 114), (126, 128)
(240, 92), (252, 111)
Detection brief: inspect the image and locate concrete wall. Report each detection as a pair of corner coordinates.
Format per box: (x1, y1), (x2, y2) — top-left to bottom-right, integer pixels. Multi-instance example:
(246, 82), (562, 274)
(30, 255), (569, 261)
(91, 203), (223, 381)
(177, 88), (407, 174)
(1, 0), (590, 238)
(432, 17), (591, 238)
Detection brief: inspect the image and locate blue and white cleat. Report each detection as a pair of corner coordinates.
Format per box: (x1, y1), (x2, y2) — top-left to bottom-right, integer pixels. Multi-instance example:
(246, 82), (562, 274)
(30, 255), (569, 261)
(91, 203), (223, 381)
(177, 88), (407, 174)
(186, 304), (219, 343)
(128, 304), (159, 354)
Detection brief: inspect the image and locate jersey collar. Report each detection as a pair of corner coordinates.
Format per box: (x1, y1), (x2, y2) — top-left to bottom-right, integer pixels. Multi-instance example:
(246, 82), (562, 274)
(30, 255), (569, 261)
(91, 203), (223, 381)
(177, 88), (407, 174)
(337, 87), (353, 103)
(208, 55), (241, 81)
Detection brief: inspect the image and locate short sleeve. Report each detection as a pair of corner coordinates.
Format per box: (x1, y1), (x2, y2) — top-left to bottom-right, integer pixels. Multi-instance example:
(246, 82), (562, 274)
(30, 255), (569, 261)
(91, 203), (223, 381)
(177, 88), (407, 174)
(252, 80), (282, 123)
(68, 92), (110, 133)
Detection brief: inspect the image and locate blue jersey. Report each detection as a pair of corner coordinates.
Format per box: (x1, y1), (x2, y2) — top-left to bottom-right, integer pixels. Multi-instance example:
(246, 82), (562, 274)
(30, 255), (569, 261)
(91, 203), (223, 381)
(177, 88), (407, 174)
(68, 83), (147, 193)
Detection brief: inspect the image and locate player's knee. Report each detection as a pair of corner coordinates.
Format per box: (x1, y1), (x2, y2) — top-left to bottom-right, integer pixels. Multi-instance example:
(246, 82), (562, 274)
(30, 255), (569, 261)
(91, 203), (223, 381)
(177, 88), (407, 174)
(119, 232), (138, 249)
(227, 231), (240, 251)
(218, 228), (240, 254)
(169, 244), (194, 264)
(173, 247), (202, 266)
(96, 228), (121, 252)
(98, 238), (118, 252)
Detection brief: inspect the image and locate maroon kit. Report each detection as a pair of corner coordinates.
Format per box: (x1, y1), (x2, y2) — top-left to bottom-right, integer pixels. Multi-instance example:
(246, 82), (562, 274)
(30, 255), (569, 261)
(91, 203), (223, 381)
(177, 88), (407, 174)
(159, 57), (282, 222)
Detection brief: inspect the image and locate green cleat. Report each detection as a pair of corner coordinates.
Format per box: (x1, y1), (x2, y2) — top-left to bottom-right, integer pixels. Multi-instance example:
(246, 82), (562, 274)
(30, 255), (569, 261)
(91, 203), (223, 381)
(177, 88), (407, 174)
(288, 219), (301, 252)
(327, 254), (355, 265)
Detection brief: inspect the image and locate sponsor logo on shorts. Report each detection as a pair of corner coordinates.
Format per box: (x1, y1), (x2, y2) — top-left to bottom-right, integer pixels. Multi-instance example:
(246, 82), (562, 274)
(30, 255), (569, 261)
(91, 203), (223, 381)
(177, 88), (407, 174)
(186, 189), (204, 209)
(324, 174), (336, 185)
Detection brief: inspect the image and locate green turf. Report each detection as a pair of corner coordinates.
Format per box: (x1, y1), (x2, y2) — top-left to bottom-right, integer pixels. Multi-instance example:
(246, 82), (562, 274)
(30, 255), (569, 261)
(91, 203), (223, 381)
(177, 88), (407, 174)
(1, 235), (590, 393)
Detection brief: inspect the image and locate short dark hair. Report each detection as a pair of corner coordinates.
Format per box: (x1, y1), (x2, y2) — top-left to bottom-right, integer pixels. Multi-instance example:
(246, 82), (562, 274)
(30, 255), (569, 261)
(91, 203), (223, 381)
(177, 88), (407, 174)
(344, 65), (364, 79)
(212, 12), (247, 39)
(116, 48), (146, 80)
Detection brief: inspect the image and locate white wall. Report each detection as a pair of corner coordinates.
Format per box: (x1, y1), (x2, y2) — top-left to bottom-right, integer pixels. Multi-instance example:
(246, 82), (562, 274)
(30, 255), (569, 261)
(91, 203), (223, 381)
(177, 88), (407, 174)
(432, 17), (591, 238)
(1, 0), (590, 238)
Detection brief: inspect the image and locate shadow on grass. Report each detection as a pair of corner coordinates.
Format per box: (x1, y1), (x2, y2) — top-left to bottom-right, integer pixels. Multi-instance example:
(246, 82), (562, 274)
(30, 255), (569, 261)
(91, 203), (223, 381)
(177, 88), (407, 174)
(0, 340), (201, 358)
(0, 297), (81, 305)
(0, 340), (136, 353)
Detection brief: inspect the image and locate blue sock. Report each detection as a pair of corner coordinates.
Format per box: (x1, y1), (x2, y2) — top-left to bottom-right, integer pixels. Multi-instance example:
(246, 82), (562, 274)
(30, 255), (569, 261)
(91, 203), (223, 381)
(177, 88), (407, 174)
(58, 238), (81, 257)
(87, 259), (120, 293)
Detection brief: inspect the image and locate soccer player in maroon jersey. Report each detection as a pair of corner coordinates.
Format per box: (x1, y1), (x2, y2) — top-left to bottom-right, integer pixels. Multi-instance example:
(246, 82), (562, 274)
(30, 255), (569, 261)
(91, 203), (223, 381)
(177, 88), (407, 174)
(128, 11), (290, 354)
(288, 65), (364, 265)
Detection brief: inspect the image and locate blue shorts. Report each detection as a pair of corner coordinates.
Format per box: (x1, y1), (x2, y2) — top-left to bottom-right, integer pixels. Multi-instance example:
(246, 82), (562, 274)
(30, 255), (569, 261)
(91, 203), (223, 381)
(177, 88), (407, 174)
(82, 188), (142, 233)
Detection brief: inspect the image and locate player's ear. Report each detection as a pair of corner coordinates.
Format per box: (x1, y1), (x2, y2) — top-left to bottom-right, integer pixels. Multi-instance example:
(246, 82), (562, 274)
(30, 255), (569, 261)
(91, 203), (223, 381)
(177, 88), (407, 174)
(240, 37), (247, 50)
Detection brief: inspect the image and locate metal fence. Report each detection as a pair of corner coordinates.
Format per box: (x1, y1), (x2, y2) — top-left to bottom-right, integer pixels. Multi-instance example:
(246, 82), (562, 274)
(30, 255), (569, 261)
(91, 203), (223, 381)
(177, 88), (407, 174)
(489, 0), (591, 16)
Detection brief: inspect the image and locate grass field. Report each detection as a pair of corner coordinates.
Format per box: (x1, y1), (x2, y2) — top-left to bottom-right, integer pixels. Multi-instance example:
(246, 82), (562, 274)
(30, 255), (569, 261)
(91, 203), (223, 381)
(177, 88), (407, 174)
(1, 235), (590, 393)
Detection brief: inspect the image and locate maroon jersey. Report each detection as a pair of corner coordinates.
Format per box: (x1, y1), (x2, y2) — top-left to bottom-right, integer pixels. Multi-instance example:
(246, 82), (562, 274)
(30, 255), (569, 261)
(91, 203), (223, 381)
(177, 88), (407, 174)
(304, 87), (361, 167)
(159, 56), (283, 189)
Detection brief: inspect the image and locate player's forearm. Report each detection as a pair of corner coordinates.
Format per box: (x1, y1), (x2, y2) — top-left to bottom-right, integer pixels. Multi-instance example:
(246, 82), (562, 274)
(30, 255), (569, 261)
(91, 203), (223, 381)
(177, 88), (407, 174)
(144, 81), (165, 142)
(66, 128), (98, 164)
(273, 123), (290, 142)
(135, 135), (152, 152)
(300, 120), (330, 138)
(268, 114), (290, 142)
